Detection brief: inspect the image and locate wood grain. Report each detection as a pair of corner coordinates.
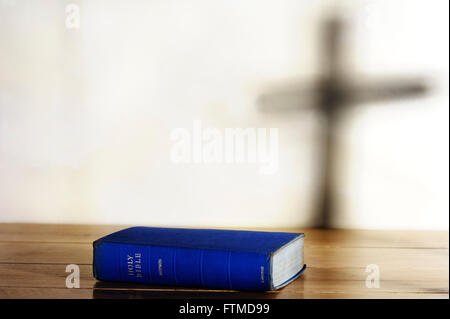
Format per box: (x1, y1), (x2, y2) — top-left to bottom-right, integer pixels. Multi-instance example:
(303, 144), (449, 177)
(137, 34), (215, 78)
(0, 223), (448, 299)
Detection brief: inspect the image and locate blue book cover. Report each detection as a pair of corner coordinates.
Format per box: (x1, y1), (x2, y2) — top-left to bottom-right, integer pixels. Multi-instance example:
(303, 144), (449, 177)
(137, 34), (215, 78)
(93, 226), (306, 291)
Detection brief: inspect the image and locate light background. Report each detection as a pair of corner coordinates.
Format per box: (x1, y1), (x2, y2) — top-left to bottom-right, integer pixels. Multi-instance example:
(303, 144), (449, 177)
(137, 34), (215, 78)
(0, 0), (448, 229)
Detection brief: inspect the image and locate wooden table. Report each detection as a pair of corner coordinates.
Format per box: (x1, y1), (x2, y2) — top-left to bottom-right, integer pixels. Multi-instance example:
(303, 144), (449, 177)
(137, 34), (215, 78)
(0, 224), (448, 299)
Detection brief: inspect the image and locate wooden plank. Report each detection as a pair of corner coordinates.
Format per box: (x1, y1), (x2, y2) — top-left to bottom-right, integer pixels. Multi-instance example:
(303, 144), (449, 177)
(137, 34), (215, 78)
(1, 264), (447, 289)
(1, 242), (447, 270)
(0, 242), (93, 264)
(302, 266), (449, 282)
(0, 264), (95, 289)
(0, 223), (124, 244)
(0, 287), (93, 299)
(0, 259), (447, 298)
(305, 247), (449, 269)
(0, 263), (447, 298)
(1, 286), (445, 299)
(0, 224), (447, 248)
(92, 289), (449, 299)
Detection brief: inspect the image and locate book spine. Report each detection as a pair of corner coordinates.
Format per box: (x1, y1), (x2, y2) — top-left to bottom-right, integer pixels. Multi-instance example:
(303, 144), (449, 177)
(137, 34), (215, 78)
(93, 242), (272, 291)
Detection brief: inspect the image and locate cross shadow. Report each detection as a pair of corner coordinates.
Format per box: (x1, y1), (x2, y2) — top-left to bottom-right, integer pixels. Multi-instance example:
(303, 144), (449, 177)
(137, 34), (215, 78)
(257, 13), (430, 229)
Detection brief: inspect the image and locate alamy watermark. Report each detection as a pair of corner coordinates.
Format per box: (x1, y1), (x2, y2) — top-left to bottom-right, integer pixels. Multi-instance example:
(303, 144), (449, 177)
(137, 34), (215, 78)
(65, 3), (80, 29)
(365, 264), (380, 288)
(170, 120), (279, 175)
(65, 264), (80, 288)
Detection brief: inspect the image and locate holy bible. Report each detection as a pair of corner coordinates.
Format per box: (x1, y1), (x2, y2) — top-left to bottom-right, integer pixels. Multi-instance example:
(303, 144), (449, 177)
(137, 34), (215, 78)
(93, 227), (305, 291)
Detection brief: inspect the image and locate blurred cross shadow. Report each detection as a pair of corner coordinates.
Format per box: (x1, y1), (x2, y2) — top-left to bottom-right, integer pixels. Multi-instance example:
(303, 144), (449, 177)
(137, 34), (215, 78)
(258, 13), (430, 229)
(92, 281), (279, 299)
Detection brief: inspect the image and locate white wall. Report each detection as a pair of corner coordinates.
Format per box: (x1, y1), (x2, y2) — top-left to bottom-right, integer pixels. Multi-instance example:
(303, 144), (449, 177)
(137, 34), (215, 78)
(0, 0), (448, 229)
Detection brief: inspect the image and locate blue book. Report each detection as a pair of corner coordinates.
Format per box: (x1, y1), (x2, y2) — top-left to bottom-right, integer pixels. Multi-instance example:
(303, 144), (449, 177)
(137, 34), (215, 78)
(93, 227), (306, 291)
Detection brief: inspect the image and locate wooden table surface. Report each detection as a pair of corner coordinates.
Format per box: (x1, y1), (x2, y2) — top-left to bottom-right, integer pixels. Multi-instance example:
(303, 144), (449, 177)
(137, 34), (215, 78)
(0, 223), (448, 299)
